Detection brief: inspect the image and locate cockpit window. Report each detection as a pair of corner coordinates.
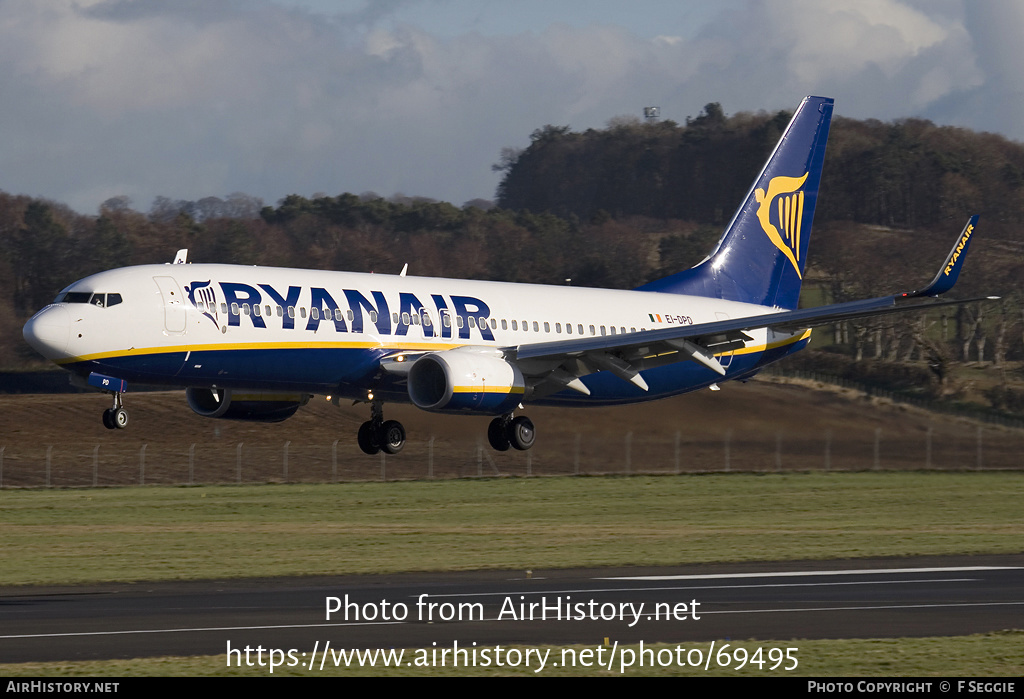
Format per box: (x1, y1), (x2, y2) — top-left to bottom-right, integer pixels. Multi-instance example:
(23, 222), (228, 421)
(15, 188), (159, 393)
(57, 291), (123, 307)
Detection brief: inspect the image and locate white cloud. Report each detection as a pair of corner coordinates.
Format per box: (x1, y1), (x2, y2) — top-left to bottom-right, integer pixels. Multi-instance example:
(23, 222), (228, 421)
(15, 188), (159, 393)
(0, 0), (1012, 213)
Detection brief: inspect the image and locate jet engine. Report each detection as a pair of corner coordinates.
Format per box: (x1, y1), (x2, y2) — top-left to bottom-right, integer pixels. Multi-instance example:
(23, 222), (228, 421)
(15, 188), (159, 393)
(185, 387), (309, 422)
(407, 347), (525, 415)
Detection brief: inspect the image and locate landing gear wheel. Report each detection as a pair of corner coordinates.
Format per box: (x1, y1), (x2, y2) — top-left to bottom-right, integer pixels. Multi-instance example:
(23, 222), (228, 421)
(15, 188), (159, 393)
(507, 415), (535, 451)
(111, 407), (129, 429)
(487, 417), (511, 451)
(103, 391), (128, 430)
(357, 420), (380, 455)
(380, 420), (406, 455)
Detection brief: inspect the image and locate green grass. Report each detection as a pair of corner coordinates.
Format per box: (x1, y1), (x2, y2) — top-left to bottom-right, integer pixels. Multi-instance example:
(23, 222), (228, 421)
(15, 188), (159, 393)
(1, 472), (1022, 586)
(2, 633), (1021, 676)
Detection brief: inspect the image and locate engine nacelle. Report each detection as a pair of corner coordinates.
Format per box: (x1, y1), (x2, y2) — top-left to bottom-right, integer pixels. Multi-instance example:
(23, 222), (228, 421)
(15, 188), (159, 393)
(185, 387), (308, 423)
(407, 347), (525, 415)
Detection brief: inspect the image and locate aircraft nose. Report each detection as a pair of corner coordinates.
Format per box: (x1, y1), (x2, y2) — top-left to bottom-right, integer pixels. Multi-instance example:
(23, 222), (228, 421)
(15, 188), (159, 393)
(23, 305), (71, 360)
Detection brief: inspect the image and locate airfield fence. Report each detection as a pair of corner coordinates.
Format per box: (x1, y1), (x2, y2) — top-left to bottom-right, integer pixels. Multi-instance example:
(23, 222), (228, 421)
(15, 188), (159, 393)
(1, 422), (1022, 488)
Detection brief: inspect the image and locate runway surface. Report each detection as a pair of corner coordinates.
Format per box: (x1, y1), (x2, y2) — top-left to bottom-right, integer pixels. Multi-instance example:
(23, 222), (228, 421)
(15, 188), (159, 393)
(1, 554), (1022, 664)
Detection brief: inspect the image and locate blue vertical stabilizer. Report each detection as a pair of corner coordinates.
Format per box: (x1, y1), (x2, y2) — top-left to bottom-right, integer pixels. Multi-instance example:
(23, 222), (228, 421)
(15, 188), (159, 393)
(637, 96), (833, 310)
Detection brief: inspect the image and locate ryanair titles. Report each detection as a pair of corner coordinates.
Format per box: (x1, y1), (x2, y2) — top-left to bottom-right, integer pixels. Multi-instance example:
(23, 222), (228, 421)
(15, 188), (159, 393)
(184, 280), (496, 341)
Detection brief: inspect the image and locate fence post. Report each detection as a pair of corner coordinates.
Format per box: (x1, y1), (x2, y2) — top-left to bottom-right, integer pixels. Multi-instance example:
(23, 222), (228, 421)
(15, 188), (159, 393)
(574, 433), (581, 475)
(873, 428), (881, 470)
(976, 426), (983, 470)
(926, 426), (932, 469)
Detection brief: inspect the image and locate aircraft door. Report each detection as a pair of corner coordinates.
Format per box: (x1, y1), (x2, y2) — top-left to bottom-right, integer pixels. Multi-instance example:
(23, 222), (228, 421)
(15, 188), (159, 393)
(154, 276), (187, 334)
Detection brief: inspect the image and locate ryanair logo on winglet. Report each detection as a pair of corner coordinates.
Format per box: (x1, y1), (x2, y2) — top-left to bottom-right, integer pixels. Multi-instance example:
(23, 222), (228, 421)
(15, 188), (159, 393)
(754, 172), (809, 279)
(943, 223), (973, 276)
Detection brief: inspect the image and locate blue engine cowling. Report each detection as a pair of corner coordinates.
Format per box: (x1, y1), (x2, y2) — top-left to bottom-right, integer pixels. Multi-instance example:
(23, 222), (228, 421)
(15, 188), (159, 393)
(407, 347), (525, 415)
(185, 387), (308, 422)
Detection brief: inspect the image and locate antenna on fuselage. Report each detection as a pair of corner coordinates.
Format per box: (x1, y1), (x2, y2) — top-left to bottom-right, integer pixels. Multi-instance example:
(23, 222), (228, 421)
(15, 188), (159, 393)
(173, 249), (188, 264)
(400, 263), (408, 277)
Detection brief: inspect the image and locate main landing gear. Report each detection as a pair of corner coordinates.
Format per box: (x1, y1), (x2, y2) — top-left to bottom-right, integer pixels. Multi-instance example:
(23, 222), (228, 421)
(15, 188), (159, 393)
(101, 392), (128, 430)
(487, 413), (535, 452)
(357, 401), (406, 455)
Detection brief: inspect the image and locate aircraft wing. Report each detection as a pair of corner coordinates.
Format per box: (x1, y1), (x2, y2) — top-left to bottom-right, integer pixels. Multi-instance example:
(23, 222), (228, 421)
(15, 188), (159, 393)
(507, 216), (994, 397)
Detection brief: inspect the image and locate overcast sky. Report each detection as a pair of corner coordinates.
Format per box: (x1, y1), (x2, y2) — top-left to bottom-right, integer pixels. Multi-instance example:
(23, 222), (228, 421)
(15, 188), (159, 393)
(1, 0), (1021, 213)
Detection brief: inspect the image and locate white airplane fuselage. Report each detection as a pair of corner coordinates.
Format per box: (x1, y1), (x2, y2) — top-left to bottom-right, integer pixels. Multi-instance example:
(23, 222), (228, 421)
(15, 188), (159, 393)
(27, 263), (802, 408)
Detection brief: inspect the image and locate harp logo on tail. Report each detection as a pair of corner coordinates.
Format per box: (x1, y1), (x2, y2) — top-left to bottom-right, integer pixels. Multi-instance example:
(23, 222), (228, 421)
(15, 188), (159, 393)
(754, 172), (809, 279)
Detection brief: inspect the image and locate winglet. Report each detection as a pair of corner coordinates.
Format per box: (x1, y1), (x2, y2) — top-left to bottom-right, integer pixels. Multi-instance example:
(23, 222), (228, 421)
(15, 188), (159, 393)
(904, 215), (978, 298)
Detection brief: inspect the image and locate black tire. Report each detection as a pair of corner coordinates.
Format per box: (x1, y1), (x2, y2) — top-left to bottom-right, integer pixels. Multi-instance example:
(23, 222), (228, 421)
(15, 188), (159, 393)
(102, 409), (116, 430)
(380, 420), (406, 455)
(507, 416), (535, 451)
(487, 417), (510, 451)
(112, 408), (129, 429)
(357, 420), (380, 455)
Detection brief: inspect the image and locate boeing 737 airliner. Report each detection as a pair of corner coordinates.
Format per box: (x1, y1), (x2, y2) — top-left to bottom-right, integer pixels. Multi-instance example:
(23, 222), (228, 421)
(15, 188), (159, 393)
(23, 96), (988, 454)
